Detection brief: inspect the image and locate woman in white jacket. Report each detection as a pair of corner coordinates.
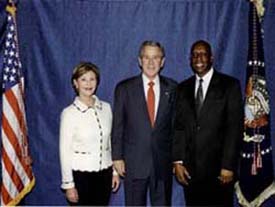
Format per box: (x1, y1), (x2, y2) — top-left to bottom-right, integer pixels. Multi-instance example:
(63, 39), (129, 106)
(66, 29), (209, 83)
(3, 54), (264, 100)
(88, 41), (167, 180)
(59, 62), (119, 205)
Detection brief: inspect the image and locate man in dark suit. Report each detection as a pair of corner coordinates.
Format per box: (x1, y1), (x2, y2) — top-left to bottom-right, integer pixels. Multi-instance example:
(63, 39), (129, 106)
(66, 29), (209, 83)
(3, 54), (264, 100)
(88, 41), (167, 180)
(173, 40), (243, 206)
(111, 40), (177, 206)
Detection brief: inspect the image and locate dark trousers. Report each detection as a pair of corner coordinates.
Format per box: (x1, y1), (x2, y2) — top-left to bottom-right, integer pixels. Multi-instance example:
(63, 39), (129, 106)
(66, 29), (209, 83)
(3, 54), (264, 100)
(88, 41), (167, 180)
(184, 178), (234, 207)
(124, 172), (172, 206)
(70, 167), (112, 206)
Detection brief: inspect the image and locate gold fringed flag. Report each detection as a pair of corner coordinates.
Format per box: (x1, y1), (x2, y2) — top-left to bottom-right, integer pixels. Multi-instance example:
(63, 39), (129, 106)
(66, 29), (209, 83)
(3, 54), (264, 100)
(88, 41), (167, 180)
(1, 1), (35, 205)
(235, 0), (275, 206)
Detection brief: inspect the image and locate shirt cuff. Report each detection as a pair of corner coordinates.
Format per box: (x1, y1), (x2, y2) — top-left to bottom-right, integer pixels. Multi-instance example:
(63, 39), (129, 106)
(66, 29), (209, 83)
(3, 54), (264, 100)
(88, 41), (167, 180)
(61, 181), (75, 189)
(112, 168), (119, 176)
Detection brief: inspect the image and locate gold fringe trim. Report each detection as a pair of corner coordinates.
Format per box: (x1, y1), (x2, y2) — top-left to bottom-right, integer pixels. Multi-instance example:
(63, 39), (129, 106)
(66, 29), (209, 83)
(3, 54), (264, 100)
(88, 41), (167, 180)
(6, 177), (35, 206)
(250, 0), (265, 20)
(235, 181), (275, 207)
(6, 4), (16, 17)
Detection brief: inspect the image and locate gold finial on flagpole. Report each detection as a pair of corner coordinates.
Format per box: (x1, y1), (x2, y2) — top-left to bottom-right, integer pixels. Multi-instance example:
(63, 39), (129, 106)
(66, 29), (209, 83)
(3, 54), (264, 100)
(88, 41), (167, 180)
(250, 0), (265, 20)
(6, 0), (17, 17)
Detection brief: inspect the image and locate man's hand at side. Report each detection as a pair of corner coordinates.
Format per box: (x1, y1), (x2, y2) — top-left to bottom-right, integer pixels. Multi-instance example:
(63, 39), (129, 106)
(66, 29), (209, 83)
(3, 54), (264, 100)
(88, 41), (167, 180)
(218, 168), (234, 184)
(113, 160), (126, 177)
(174, 163), (191, 185)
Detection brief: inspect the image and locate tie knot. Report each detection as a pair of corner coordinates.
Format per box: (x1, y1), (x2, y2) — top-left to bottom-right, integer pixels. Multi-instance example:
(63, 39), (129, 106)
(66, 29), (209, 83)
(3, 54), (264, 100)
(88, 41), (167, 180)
(199, 78), (203, 84)
(148, 81), (154, 87)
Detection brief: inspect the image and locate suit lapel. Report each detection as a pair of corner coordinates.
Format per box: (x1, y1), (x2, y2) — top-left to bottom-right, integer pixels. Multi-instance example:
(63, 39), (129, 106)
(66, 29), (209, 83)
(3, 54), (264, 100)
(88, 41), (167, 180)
(190, 77), (196, 112)
(154, 76), (172, 128)
(186, 76), (197, 117)
(155, 77), (165, 127)
(198, 71), (220, 119)
(135, 75), (153, 128)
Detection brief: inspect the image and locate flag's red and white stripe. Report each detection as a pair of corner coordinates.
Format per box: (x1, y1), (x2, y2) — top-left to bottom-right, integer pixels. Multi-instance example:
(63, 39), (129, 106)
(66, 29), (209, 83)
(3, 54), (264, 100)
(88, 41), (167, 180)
(1, 82), (35, 205)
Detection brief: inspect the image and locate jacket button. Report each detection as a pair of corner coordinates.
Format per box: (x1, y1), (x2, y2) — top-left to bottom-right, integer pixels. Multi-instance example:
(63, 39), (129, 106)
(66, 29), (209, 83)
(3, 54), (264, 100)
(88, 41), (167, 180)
(197, 125), (200, 130)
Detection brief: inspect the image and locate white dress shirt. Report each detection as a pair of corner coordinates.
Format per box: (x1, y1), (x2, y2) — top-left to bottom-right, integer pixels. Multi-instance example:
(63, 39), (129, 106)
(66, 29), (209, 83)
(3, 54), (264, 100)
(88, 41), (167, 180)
(142, 73), (160, 119)
(195, 67), (214, 100)
(59, 95), (113, 189)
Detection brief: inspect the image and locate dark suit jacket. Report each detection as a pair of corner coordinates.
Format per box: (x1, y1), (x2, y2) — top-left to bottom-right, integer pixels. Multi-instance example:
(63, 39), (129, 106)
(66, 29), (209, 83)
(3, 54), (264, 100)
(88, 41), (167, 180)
(112, 74), (177, 180)
(173, 70), (243, 182)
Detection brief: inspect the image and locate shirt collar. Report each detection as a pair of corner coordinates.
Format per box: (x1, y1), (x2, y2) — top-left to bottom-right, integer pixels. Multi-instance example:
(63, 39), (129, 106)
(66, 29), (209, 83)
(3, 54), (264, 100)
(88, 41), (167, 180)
(142, 73), (160, 87)
(73, 95), (102, 112)
(196, 67), (214, 83)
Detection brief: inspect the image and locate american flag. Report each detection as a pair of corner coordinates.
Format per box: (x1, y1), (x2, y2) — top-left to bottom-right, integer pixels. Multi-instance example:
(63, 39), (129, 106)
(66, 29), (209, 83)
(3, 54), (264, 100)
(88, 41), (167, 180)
(1, 3), (35, 206)
(235, 1), (275, 206)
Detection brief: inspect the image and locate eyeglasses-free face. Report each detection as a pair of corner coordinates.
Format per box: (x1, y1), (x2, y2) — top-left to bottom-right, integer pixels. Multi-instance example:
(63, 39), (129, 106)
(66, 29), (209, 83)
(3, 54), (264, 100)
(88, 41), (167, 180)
(139, 45), (165, 81)
(190, 43), (213, 77)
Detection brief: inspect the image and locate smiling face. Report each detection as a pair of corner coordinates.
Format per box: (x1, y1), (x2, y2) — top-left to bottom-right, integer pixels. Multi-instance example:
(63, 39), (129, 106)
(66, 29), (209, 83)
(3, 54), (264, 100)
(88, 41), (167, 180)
(190, 41), (213, 77)
(73, 70), (97, 98)
(138, 45), (165, 80)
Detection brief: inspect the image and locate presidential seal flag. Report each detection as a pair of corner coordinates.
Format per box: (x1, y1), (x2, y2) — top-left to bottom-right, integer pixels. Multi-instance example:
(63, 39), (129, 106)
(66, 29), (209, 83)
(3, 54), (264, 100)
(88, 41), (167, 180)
(235, 0), (275, 206)
(1, 1), (35, 205)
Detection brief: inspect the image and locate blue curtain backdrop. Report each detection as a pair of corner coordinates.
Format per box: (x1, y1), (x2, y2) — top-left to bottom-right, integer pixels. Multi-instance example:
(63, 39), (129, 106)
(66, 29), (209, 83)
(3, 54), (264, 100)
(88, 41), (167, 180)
(0, 0), (275, 205)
